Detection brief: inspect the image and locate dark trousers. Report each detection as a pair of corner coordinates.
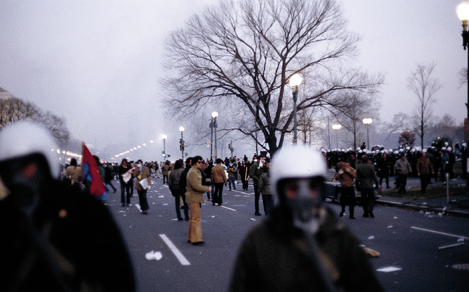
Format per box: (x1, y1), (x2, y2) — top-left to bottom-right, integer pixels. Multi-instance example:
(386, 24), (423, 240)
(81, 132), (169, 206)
(262, 194), (274, 216)
(420, 174), (431, 193)
(213, 183), (224, 204)
(340, 186), (355, 218)
(106, 181), (117, 192)
(254, 185), (260, 213)
(397, 174), (407, 193)
(379, 175), (389, 188)
(163, 175), (168, 185)
(173, 189), (189, 219)
(137, 189), (149, 211)
(361, 188), (375, 216)
(120, 182), (132, 205)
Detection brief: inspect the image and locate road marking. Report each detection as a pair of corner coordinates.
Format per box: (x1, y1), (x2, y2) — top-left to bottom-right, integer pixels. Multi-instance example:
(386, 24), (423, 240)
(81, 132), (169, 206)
(410, 226), (469, 240)
(221, 206), (236, 211)
(135, 204), (141, 210)
(159, 234), (191, 266)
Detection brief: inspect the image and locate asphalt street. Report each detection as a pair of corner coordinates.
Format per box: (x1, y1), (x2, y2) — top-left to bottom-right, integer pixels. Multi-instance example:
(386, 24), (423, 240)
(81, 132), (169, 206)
(107, 176), (469, 292)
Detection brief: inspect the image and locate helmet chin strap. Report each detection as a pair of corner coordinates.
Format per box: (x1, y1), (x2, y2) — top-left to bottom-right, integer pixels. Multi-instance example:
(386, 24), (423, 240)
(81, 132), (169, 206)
(286, 180), (324, 235)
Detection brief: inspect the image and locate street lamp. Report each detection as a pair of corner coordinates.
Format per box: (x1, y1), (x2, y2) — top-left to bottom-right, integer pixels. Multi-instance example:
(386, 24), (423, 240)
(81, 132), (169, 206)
(363, 118), (372, 150)
(212, 111), (218, 159)
(179, 126), (185, 160)
(332, 124), (342, 149)
(162, 134), (167, 160)
(289, 73), (302, 144)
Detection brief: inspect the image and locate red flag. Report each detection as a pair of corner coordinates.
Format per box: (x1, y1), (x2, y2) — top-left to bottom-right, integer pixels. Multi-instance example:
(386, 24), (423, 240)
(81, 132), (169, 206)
(82, 143), (106, 197)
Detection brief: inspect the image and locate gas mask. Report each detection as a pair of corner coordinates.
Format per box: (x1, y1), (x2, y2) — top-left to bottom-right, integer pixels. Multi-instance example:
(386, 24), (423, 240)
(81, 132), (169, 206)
(282, 178), (325, 234)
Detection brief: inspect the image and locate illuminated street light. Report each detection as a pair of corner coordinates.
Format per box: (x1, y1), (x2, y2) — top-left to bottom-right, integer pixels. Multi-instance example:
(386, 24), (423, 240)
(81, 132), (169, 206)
(332, 124), (342, 149)
(363, 118), (373, 150)
(289, 73), (302, 144)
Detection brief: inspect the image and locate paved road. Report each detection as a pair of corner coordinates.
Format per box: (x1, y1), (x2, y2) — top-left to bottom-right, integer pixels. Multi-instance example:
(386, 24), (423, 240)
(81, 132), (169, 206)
(107, 176), (469, 292)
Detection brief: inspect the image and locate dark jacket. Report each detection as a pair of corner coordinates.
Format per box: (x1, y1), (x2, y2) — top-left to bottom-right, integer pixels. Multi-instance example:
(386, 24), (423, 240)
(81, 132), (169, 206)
(230, 206), (383, 292)
(0, 179), (135, 291)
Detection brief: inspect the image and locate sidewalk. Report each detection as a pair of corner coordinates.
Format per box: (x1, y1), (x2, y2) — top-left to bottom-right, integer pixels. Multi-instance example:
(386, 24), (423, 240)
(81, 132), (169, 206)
(376, 176), (469, 218)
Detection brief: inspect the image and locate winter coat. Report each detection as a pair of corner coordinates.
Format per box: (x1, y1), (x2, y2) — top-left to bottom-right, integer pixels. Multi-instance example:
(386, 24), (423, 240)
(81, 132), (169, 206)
(133, 166), (151, 191)
(356, 163), (378, 189)
(211, 164), (227, 184)
(186, 166), (210, 204)
(230, 206), (384, 292)
(416, 157), (433, 175)
(258, 172), (273, 196)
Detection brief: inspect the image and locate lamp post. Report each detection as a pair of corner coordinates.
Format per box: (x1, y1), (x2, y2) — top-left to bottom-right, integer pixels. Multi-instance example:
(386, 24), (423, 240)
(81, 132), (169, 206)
(289, 73), (302, 144)
(458, 1), (469, 119)
(332, 124), (341, 149)
(179, 126), (185, 160)
(363, 118), (372, 150)
(212, 111), (218, 159)
(162, 134), (167, 160)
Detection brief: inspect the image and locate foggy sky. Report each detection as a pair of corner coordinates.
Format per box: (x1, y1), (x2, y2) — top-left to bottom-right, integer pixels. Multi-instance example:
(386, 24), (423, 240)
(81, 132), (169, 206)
(0, 0), (466, 161)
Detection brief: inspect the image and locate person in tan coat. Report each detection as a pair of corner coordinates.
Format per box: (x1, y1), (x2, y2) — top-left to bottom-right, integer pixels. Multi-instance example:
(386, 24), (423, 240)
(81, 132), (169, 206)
(133, 159), (151, 214)
(211, 158), (227, 206)
(186, 155), (212, 245)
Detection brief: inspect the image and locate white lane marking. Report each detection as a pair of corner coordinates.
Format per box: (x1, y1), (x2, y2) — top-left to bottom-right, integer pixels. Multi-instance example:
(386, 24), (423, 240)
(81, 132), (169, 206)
(221, 206), (236, 211)
(135, 204), (141, 210)
(159, 234), (191, 266)
(410, 226), (469, 240)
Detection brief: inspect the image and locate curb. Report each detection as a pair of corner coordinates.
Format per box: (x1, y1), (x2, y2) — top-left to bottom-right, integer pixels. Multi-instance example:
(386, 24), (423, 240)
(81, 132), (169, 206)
(375, 199), (469, 218)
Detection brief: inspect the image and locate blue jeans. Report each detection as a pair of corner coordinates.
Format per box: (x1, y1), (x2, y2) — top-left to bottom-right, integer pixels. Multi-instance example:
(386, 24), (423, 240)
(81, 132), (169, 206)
(228, 177), (236, 190)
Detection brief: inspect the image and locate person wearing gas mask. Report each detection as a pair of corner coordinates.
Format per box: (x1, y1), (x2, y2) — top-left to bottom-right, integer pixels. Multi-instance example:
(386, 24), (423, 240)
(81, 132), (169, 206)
(230, 145), (383, 292)
(0, 121), (135, 291)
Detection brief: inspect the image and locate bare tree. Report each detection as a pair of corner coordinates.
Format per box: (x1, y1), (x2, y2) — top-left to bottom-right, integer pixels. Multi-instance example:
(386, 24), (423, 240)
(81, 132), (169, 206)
(407, 62), (441, 148)
(398, 129), (416, 147)
(161, 0), (383, 154)
(0, 96), (70, 147)
(328, 91), (379, 151)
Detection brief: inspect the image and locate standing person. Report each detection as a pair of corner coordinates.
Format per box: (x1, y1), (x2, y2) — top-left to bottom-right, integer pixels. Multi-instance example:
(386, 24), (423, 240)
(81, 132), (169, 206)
(230, 145), (383, 292)
(103, 162), (117, 193)
(203, 160), (214, 201)
(169, 159), (189, 221)
(211, 158), (227, 206)
(258, 162), (274, 216)
(119, 158), (133, 207)
(0, 121), (136, 291)
(63, 158), (82, 189)
(377, 152), (390, 188)
(249, 156), (263, 216)
(356, 155), (379, 218)
(239, 161), (249, 191)
(416, 151), (434, 196)
(394, 153), (412, 194)
(186, 156), (212, 245)
(334, 159), (357, 219)
(162, 160), (170, 185)
(133, 159), (151, 214)
(227, 161), (238, 191)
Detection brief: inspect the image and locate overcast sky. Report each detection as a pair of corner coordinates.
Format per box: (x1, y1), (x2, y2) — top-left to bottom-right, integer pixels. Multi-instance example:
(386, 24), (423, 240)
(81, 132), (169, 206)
(0, 0), (466, 161)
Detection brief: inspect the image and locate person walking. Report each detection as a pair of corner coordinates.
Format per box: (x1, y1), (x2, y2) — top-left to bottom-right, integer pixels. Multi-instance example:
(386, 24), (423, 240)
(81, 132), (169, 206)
(186, 156), (212, 245)
(239, 161), (249, 191)
(394, 153), (412, 194)
(356, 155), (379, 218)
(119, 158), (133, 207)
(258, 162), (274, 216)
(249, 157), (263, 216)
(203, 160), (214, 201)
(334, 159), (357, 219)
(162, 160), (170, 185)
(377, 152), (390, 188)
(63, 158), (82, 189)
(228, 161), (238, 190)
(416, 151), (434, 197)
(103, 162), (117, 193)
(211, 158), (227, 206)
(230, 145), (383, 292)
(133, 159), (151, 214)
(169, 159), (189, 221)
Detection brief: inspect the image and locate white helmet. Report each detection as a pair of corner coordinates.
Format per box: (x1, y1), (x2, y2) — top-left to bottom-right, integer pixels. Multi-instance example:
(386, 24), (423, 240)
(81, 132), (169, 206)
(270, 145), (327, 193)
(0, 121), (59, 176)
